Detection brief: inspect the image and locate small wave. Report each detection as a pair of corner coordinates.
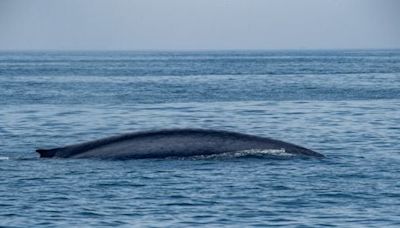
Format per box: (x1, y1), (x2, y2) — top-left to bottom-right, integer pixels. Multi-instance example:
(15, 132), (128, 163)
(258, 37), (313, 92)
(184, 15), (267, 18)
(190, 148), (295, 160)
(0, 156), (10, 160)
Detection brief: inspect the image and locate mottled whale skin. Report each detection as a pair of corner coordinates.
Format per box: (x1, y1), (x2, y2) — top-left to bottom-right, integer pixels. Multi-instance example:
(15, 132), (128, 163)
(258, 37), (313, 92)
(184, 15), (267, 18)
(36, 129), (323, 159)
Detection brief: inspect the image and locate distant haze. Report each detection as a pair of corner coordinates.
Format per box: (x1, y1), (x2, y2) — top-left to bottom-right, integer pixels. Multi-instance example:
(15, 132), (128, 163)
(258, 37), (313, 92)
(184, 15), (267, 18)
(0, 0), (399, 50)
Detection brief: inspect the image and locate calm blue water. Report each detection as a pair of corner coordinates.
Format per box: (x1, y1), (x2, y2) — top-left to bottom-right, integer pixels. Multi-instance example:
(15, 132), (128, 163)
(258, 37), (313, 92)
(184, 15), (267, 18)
(1, 50), (400, 227)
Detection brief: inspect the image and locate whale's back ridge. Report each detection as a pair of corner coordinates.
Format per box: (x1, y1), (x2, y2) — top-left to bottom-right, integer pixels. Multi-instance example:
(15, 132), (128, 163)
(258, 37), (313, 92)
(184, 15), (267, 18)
(36, 128), (324, 159)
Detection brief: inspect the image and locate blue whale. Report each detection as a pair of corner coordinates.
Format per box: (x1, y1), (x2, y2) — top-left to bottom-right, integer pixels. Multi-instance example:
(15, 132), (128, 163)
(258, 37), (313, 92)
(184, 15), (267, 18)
(36, 129), (323, 159)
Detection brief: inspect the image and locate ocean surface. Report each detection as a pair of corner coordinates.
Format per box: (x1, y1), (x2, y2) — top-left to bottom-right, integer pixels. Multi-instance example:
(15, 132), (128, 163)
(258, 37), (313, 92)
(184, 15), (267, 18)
(1, 50), (400, 227)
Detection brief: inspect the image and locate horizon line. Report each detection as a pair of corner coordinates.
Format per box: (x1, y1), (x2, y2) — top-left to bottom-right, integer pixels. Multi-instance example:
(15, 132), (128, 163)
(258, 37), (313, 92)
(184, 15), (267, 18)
(1, 47), (400, 52)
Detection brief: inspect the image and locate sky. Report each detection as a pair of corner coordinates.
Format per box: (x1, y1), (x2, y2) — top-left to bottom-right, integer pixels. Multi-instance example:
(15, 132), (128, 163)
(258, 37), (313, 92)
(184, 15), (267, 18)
(0, 0), (399, 50)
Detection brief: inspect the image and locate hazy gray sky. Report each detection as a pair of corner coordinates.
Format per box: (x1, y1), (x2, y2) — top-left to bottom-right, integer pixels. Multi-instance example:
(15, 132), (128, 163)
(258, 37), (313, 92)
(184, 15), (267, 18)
(0, 0), (399, 50)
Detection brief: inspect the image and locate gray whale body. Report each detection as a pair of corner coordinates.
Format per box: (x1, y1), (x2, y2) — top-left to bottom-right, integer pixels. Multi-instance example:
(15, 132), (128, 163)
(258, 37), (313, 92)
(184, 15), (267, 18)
(36, 129), (323, 159)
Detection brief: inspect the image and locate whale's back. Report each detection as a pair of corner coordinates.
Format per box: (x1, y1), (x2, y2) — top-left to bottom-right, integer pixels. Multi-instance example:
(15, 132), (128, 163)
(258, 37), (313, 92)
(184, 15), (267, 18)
(36, 129), (323, 159)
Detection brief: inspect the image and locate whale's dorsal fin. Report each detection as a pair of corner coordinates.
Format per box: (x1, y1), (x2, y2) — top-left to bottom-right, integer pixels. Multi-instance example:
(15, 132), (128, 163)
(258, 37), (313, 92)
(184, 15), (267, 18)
(36, 148), (58, 158)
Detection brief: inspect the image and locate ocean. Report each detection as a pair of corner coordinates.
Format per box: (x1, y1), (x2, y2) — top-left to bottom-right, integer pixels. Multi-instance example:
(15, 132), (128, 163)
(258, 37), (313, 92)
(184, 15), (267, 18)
(1, 50), (400, 227)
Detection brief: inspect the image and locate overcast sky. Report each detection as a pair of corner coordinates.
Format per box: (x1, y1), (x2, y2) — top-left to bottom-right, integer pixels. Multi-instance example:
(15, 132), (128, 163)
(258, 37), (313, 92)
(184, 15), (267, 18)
(0, 0), (399, 50)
